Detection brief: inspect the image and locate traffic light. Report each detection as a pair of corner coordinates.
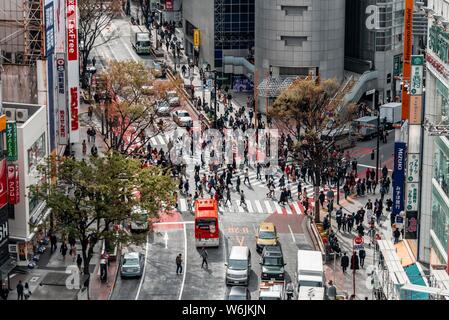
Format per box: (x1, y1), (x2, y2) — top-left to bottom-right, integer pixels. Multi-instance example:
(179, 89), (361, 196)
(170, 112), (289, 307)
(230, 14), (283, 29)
(371, 149), (375, 160)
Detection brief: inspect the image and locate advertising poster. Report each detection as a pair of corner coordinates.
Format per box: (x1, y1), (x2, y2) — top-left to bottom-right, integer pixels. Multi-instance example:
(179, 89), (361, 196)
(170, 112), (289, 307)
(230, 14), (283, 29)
(6, 121), (18, 161)
(56, 53), (68, 145)
(0, 160), (8, 209)
(7, 164), (16, 205)
(405, 211), (418, 239)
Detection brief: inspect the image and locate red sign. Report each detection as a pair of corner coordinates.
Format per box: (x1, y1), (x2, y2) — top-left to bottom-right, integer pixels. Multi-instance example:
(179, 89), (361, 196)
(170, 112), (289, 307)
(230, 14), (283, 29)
(165, 0), (173, 11)
(353, 236), (364, 246)
(0, 160), (7, 208)
(14, 165), (19, 204)
(66, 0), (78, 61)
(427, 53), (449, 79)
(70, 87), (79, 130)
(7, 165), (16, 205)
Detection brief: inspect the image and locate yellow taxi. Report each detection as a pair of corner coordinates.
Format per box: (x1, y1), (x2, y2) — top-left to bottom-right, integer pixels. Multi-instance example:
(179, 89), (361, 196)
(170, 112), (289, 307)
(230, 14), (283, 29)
(256, 222), (278, 252)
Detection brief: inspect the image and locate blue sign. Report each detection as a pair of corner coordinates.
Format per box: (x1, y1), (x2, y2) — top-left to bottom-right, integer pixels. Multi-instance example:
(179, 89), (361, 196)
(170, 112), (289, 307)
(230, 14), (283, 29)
(44, 2), (55, 56)
(392, 142), (406, 215)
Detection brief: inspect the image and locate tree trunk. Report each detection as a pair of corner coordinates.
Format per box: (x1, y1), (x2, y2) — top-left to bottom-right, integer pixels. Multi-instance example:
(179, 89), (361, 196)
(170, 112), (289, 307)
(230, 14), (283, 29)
(314, 168), (321, 223)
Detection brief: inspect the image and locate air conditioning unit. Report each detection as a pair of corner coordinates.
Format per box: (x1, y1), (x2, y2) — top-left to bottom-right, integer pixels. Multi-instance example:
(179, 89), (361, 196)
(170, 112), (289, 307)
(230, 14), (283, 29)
(4, 108), (16, 121)
(15, 108), (29, 123)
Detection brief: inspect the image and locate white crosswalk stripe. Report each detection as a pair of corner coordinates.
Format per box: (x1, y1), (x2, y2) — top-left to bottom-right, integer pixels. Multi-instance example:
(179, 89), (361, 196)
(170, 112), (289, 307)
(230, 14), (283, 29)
(292, 202), (302, 215)
(264, 200), (274, 214)
(285, 205), (293, 215)
(255, 200), (264, 213)
(273, 202), (283, 214)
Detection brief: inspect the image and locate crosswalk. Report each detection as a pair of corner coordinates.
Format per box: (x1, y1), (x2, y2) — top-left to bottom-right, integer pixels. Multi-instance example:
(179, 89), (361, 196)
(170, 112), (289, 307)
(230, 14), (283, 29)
(176, 198), (309, 215)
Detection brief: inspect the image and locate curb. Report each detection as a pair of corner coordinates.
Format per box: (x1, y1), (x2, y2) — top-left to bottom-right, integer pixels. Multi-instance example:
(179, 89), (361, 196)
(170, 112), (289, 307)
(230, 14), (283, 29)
(107, 245), (122, 300)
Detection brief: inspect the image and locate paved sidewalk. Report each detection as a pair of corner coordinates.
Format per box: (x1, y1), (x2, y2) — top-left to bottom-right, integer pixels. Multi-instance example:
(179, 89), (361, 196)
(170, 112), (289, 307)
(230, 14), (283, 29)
(319, 189), (395, 300)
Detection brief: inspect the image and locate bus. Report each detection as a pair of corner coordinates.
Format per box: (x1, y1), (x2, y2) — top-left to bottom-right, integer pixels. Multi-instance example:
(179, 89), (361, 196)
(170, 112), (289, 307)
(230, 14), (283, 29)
(194, 199), (220, 247)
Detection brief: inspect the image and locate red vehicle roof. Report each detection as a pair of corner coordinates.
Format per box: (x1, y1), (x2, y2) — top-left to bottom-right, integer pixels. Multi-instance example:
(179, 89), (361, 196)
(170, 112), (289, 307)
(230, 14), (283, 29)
(194, 198), (218, 219)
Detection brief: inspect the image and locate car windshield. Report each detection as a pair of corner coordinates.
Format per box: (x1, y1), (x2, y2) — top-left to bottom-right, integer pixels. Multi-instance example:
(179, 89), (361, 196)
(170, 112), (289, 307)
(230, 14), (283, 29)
(259, 297), (280, 300)
(259, 231), (275, 239)
(196, 218), (216, 231)
(228, 259), (247, 270)
(123, 258), (139, 265)
(263, 257), (282, 266)
(228, 294), (246, 300)
(178, 112), (190, 118)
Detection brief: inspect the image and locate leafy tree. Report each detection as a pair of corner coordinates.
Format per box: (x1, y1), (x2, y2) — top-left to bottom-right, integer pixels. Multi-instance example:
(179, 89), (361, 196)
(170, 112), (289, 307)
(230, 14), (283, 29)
(30, 153), (177, 275)
(98, 60), (183, 155)
(270, 79), (357, 222)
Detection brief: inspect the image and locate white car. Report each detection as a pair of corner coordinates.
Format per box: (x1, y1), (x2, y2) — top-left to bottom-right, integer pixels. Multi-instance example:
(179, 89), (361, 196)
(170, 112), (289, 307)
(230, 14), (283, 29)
(130, 205), (149, 233)
(166, 90), (180, 107)
(173, 109), (193, 127)
(155, 100), (170, 116)
(120, 252), (144, 278)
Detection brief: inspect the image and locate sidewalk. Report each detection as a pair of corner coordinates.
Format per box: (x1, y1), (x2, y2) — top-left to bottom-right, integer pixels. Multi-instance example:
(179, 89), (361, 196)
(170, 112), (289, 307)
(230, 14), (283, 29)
(320, 190), (395, 300)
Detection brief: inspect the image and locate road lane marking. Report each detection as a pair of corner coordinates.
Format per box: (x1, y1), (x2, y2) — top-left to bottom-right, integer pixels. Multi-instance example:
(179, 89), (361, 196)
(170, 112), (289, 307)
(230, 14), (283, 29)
(357, 163), (393, 172)
(252, 224), (257, 234)
(264, 200), (274, 213)
(236, 236), (245, 246)
(255, 200), (264, 213)
(179, 224), (187, 300)
(292, 202), (301, 215)
(135, 233), (149, 300)
(288, 225), (296, 243)
(164, 232), (169, 249)
(119, 36), (139, 62)
(246, 201), (254, 213)
(285, 205), (293, 215)
(273, 202), (283, 214)
(235, 200), (245, 213)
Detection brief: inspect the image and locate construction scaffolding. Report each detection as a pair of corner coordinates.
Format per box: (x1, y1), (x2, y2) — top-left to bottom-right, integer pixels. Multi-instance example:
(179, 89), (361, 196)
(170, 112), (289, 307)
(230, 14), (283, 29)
(0, 0), (44, 65)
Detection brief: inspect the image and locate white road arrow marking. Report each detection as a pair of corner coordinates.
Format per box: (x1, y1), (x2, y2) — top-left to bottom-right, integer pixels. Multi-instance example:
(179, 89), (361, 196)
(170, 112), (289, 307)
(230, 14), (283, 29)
(164, 232), (169, 249)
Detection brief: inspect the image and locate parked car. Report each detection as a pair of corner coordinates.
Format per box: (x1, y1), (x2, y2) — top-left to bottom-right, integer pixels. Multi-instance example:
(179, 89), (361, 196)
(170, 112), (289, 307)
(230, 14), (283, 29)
(166, 90), (180, 107)
(173, 109), (193, 127)
(155, 100), (170, 116)
(260, 245), (286, 281)
(227, 286), (251, 300)
(151, 59), (166, 78)
(256, 222), (278, 253)
(129, 205), (149, 233)
(120, 252), (144, 278)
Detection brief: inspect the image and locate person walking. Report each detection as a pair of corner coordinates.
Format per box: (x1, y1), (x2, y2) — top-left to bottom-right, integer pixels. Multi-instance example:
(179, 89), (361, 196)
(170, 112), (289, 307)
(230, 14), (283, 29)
(350, 252), (360, 272)
(200, 247), (208, 269)
(16, 280), (24, 300)
(90, 127), (97, 143)
(50, 234), (57, 253)
(327, 280), (337, 300)
(393, 228), (401, 244)
(0, 283), (9, 300)
(82, 139), (87, 156)
(60, 241), (68, 261)
(244, 168), (251, 186)
(176, 254), (183, 275)
(256, 163), (262, 180)
(76, 254), (83, 271)
(239, 190), (247, 208)
(359, 249), (366, 268)
(341, 252), (349, 273)
(88, 105), (93, 121)
(24, 282), (31, 300)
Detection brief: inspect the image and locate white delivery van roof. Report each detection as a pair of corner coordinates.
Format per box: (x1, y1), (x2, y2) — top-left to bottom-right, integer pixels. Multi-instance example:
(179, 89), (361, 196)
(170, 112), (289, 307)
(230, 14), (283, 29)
(381, 102), (401, 109)
(354, 116), (378, 122)
(298, 286), (325, 300)
(297, 250), (324, 273)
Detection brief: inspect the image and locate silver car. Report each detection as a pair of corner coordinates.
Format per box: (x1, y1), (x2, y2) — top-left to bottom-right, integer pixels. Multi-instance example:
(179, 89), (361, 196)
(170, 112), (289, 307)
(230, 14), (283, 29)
(227, 286), (251, 300)
(173, 109), (193, 127)
(225, 246), (251, 286)
(120, 252), (144, 278)
(155, 100), (171, 116)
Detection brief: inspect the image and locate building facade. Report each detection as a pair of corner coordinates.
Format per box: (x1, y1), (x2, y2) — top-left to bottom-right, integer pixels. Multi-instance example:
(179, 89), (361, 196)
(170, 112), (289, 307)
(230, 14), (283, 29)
(419, 0), (449, 265)
(345, 0), (404, 103)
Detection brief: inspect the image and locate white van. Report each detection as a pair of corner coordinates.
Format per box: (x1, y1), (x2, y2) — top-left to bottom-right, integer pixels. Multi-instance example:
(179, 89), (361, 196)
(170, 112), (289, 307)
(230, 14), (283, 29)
(225, 246), (251, 286)
(296, 250), (324, 290)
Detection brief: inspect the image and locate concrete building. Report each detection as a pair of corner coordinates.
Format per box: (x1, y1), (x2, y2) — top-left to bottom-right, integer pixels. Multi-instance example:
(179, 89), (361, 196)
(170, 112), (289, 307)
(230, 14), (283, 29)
(345, 0), (405, 104)
(419, 0), (449, 266)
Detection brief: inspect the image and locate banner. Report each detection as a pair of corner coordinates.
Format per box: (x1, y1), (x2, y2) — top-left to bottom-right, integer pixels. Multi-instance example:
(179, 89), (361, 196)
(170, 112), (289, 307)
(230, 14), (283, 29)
(66, 0), (80, 142)
(44, 0), (55, 56)
(406, 182), (419, 211)
(0, 160), (7, 209)
(405, 211), (418, 239)
(6, 121), (18, 162)
(392, 142), (406, 215)
(406, 153), (420, 182)
(15, 164), (20, 204)
(56, 54), (68, 145)
(7, 165), (16, 205)
(194, 29), (200, 48)
(54, 0), (66, 53)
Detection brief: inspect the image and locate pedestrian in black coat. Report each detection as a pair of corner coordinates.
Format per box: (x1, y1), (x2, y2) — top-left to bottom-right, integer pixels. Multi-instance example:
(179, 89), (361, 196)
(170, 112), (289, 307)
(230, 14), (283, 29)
(341, 252), (349, 273)
(50, 234), (57, 254)
(350, 252), (360, 270)
(16, 281), (24, 300)
(60, 242), (68, 261)
(359, 249), (366, 268)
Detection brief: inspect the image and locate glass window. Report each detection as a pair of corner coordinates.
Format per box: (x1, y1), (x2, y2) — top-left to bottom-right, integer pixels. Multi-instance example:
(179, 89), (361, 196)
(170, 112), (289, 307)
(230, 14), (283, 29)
(27, 133), (46, 173)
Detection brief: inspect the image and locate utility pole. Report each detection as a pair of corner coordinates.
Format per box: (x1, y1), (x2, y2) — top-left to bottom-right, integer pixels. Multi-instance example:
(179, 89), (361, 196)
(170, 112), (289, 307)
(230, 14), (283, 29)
(214, 71), (218, 128)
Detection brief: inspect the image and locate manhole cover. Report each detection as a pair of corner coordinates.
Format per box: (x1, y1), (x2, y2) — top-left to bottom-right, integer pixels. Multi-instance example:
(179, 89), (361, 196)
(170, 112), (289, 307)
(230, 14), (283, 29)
(30, 277), (40, 282)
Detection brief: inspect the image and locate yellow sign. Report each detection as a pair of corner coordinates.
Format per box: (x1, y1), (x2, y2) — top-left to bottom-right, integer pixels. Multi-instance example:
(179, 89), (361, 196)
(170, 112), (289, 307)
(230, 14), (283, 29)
(194, 29), (200, 48)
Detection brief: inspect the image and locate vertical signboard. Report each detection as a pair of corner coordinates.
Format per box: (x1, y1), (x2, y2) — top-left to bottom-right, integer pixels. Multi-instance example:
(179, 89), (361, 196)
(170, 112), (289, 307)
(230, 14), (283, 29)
(44, 1), (55, 55)
(392, 142), (406, 215)
(54, 0), (66, 53)
(405, 211), (418, 239)
(66, 0), (80, 142)
(6, 122), (18, 162)
(56, 54), (68, 145)
(15, 165), (20, 204)
(401, 0), (413, 120)
(45, 0), (57, 152)
(194, 29), (200, 48)
(7, 165), (16, 205)
(165, 0), (173, 11)
(0, 160), (8, 209)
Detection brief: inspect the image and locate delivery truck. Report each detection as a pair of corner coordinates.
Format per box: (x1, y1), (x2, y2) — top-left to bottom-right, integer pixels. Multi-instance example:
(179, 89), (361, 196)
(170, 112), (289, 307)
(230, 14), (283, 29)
(296, 250), (325, 292)
(352, 116), (379, 140)
(379, 102), (402, 129)
(130, 25), (151, 54)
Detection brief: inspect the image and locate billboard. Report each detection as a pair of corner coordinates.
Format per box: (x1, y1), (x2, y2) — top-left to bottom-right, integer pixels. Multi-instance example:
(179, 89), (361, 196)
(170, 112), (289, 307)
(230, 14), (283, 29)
(66, 0), (80, 142)
(405, 211), (418, 239)
(44, 0), (55, 56)
(392, 142), (406, 215)
(7, 165), (18, 205)
(0, 160), (8, 209)
(401, 0), (413, 121)
(6, 121), (18, 162)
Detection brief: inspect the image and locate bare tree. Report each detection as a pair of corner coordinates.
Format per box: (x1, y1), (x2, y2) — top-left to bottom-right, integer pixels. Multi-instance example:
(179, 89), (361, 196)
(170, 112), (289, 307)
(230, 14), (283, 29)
(270, 79), (357, 222)
(78, 0), (117, 85)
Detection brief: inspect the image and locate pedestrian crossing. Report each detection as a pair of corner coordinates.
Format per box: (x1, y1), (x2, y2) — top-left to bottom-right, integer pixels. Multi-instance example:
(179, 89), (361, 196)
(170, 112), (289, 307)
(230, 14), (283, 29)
(176, 198), (310, 216)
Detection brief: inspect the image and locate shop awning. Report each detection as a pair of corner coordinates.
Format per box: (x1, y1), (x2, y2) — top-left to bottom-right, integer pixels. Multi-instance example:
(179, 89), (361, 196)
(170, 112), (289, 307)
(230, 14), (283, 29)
(394, 241), (416, 267)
